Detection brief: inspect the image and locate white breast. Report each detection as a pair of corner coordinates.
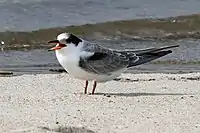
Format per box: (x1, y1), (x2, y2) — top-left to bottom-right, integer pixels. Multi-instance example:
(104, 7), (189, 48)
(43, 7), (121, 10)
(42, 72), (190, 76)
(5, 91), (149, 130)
(55, 43), (125, 82)
(55, 43), (88, 79)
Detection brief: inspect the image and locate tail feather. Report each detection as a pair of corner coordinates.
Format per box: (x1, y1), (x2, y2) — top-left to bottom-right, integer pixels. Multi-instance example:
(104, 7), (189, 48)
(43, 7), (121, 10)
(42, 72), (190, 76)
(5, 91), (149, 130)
(127, 50), (172, 67)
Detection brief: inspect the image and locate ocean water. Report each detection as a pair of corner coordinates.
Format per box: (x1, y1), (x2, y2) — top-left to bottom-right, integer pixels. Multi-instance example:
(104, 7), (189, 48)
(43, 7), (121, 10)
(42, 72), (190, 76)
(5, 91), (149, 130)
(1, 0), (200, 31)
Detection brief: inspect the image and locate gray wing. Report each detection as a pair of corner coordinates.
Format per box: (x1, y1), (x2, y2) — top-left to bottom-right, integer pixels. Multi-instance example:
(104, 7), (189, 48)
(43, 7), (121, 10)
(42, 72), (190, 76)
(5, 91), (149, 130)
(79, 42), (133, 75)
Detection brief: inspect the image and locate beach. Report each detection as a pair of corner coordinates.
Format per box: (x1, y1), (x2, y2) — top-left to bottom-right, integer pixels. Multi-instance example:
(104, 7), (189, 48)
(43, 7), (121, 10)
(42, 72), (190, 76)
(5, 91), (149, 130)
(0, 73), (200, 133)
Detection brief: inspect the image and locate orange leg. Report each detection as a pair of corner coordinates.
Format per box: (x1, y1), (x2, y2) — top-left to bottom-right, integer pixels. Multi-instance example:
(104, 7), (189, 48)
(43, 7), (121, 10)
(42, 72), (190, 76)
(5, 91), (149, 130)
(84, 80), (88, 94)
(91, 81), (97, 95)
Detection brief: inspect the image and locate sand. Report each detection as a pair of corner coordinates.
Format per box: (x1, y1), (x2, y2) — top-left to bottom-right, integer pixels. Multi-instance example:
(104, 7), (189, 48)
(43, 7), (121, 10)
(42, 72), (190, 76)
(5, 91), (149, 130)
(0, 73), (200, 133)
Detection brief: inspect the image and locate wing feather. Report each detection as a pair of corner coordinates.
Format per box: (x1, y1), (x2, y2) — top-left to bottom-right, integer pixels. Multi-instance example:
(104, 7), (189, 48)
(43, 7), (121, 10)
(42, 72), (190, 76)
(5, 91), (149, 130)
(79, 42), (130, 75)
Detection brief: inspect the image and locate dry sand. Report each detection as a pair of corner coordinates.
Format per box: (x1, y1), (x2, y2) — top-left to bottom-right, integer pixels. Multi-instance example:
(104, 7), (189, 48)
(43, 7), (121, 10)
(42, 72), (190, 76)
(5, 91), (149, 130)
(0, 73), (200, 133)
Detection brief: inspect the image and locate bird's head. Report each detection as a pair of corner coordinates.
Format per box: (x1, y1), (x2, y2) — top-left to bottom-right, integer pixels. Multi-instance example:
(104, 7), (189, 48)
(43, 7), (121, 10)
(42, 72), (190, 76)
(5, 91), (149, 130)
(48, 33), (82, 51)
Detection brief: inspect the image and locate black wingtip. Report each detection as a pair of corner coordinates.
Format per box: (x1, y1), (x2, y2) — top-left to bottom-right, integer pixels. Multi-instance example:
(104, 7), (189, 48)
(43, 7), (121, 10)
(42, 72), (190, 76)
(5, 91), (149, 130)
(161, 50), (172, 55)
(146, 50), (172, 56)
(167, 50), (172, 53)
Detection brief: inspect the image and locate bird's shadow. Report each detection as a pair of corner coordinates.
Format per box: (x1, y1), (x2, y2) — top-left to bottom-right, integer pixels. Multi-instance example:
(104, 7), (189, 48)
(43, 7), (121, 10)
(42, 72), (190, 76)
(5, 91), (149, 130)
(94, 92), (193, 97)
(39, 126), (96, 133)
(113, 77), (156, 82)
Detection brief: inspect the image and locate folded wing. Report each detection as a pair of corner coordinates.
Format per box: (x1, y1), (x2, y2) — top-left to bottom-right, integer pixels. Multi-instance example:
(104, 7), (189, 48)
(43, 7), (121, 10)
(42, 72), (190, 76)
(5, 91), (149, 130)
(123, 45), (179, 67)
(81, 42), (178, 74)
(79, 50), (129, 75)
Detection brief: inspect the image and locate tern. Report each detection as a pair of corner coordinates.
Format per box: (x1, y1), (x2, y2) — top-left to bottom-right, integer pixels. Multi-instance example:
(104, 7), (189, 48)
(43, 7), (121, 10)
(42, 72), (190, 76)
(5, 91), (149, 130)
(48, 33), (178, 94)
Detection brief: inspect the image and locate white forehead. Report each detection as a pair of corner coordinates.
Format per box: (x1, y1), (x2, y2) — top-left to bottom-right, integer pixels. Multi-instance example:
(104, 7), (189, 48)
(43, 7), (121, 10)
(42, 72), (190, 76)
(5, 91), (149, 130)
(57, 33), (69, 41)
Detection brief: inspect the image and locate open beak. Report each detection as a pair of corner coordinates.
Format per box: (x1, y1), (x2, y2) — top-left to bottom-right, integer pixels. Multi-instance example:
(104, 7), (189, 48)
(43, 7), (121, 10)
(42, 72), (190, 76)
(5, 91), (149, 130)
(48, 40), (66, 51)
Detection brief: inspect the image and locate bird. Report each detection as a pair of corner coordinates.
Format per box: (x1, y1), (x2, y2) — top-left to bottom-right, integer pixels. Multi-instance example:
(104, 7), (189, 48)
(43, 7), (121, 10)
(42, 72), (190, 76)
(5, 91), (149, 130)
(48, 33), (179, 95)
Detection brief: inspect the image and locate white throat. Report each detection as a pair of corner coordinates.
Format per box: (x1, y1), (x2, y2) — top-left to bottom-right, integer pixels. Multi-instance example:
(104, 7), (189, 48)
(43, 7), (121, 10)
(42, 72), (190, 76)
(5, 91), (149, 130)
(55, 42), (93, 75)
(55, 43), (81, 64)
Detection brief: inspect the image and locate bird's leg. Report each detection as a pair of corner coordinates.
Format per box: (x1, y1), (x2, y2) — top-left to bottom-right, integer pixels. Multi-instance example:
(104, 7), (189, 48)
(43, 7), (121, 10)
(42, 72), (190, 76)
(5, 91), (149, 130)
(91, 81), (97, 95)
(84, 80), (88, 94)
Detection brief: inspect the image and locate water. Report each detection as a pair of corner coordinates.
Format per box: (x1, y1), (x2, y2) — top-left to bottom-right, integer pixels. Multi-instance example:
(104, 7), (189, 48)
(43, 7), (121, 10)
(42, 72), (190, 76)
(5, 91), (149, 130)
(1, 0), (200, 31)
(1, 39), (200, 75)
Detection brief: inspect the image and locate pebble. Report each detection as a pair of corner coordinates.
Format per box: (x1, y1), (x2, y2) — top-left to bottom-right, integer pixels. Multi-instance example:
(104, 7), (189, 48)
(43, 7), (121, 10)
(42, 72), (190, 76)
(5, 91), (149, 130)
(1, 41), (4, 45)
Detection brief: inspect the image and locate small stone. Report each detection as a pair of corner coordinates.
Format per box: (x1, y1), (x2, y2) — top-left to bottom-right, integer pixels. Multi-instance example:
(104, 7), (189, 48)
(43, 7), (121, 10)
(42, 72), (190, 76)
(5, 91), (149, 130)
(126, 78), (131, 81)
(190, 96), (194, 98)
(181, 97), (184, 99)
(56, 121), (59, 124)
(1, 41), (4, 45)
(109, 100), (113, 103)
(148, 79), (155, 81)
(8, 96), (11, 100)
(106, 95), (111, 97)
(172, 20), (176, 23)
(113, 78), (121, 81)
(0, 71), (13, 75)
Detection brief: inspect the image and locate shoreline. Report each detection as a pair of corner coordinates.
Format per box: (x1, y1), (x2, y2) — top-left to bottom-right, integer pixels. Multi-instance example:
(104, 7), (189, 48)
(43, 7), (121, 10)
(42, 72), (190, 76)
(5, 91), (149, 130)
(1, 13), (200, 50)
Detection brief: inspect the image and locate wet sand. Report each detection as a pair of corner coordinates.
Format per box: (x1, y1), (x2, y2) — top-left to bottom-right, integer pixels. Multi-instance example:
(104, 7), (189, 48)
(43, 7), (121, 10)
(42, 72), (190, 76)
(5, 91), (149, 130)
(0, 73), (200, 133)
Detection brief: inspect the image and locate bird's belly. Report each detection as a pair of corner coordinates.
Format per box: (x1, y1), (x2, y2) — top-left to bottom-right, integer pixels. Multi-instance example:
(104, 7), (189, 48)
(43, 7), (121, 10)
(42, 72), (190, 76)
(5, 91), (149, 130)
(59, 59), (88, 79)
(61, 60), (124, 82)
(64, 63), (94, 80)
